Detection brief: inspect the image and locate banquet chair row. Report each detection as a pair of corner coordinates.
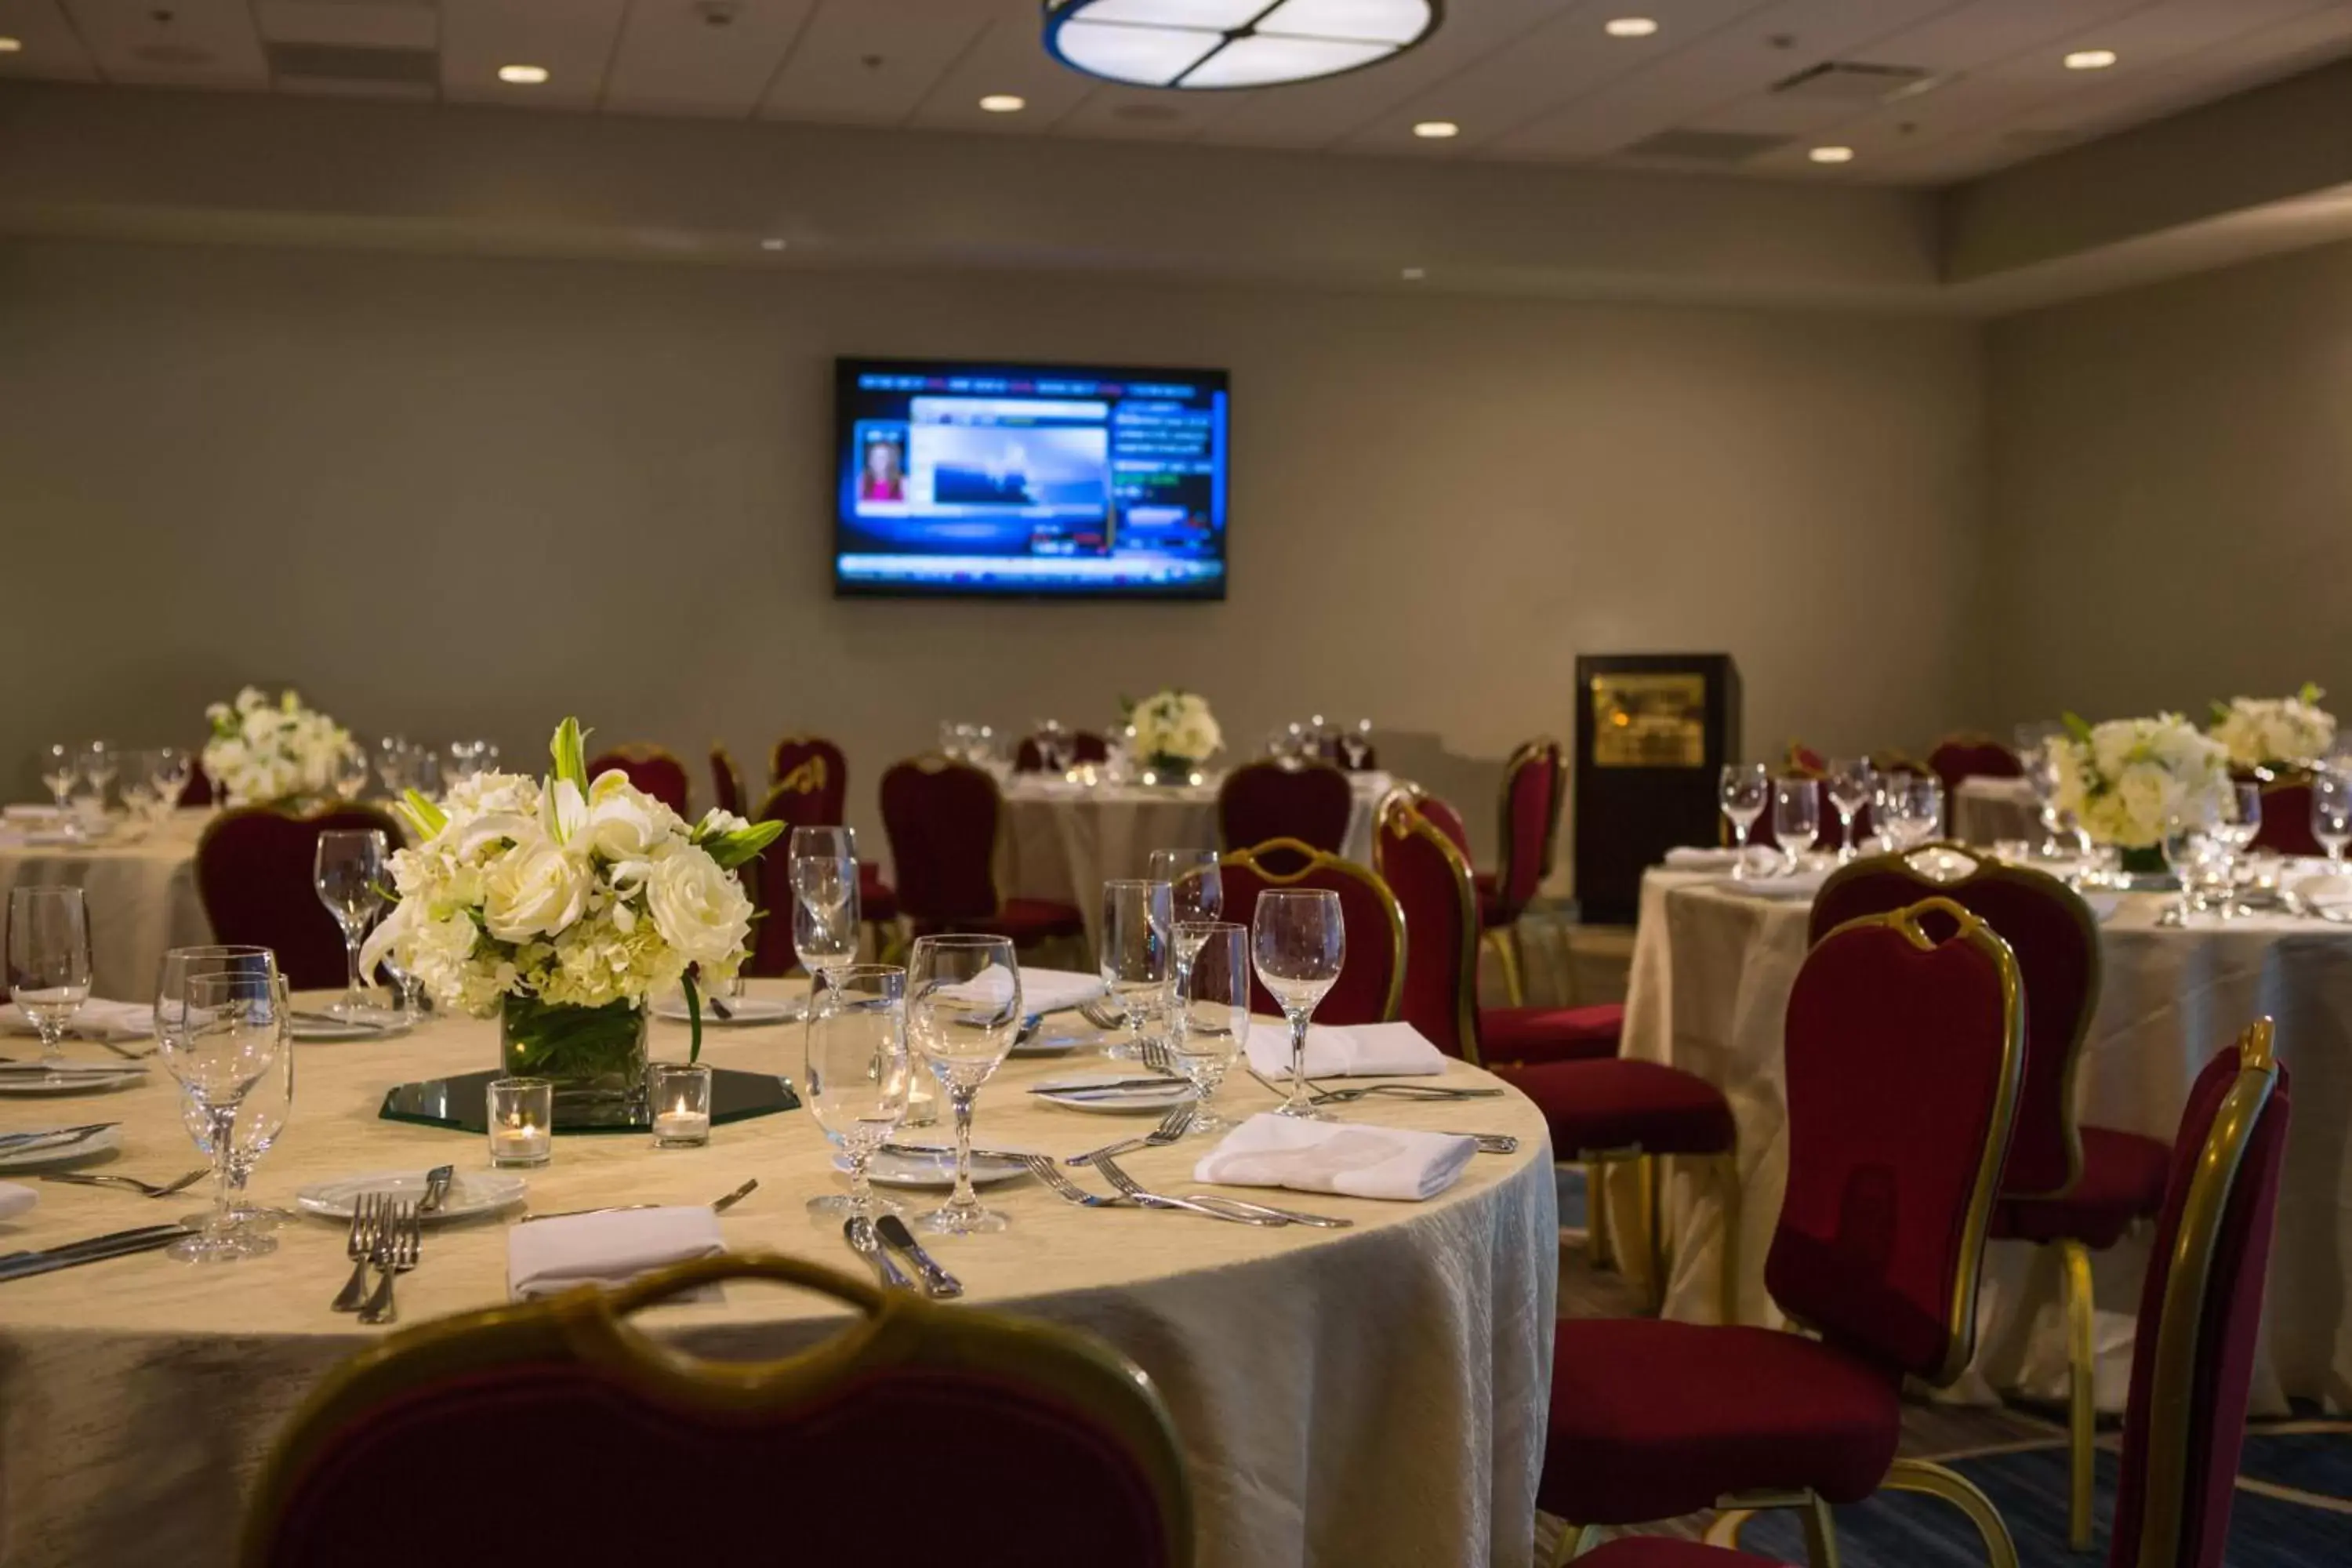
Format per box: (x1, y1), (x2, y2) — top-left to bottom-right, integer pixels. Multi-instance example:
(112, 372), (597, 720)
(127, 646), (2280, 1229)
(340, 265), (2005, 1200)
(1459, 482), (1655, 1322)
(240, 1254), (1192, 1568)
(742, 735), (899, 976)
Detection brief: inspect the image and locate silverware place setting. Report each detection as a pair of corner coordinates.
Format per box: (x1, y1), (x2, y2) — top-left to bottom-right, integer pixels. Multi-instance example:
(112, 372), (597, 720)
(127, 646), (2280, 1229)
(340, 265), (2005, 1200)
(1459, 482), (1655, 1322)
(841, 1214), (913, 1291)
(0, 1222), (195, 1283)
(519, 1176), (759, 1225)
(1087, 1155), (1291, 1226)
(874, 1213), (962, 1298)
(1067, 1105), (1197, 1167)
(357, 1200), (420, 1326)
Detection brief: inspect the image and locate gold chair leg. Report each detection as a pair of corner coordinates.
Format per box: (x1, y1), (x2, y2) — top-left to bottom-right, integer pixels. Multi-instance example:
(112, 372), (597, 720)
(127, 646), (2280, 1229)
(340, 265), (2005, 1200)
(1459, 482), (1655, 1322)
(1798, 1491), (1841, 1568)
(1639, 1154), (1664, 1312)
(2060, 1238), (2096, 1552)
(1717, 1151), (1741, 1326)
(1584, 1157), (1614, 1272)
(1548, 1522), (1606, 1565)
(1486, 925), (1527, 1005)
(1883, 1457), (2021, 1568)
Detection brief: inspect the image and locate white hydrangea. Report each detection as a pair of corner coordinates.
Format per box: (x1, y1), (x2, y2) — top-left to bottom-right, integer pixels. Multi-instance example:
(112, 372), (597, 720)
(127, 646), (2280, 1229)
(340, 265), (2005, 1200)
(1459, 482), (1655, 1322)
(1127, 689), (1223, 766)
(201, 686), (359, 807)
(2209, 688), (2335, 771)
(2051, 713), (2233, 849)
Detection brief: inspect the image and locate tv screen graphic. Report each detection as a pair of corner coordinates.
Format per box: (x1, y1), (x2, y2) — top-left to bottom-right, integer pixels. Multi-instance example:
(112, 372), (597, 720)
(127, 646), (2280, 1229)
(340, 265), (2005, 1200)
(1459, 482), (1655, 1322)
(834, 358), (1229, 600)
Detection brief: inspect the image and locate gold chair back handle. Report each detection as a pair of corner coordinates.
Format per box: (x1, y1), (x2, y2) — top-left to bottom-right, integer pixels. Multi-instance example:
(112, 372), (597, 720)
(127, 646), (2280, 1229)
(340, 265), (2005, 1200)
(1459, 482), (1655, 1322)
(604, 1251), (886, 1319)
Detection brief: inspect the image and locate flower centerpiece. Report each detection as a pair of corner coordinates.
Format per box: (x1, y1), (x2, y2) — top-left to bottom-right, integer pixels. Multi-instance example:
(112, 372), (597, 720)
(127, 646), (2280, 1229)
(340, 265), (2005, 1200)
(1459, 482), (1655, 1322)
(2050, 712), (2232, 876)
(201, 686), (361, 808)
(2208, 684), (2336, 775)
(1123, 689), (1223, 785)
(360, 720), (781, 1110)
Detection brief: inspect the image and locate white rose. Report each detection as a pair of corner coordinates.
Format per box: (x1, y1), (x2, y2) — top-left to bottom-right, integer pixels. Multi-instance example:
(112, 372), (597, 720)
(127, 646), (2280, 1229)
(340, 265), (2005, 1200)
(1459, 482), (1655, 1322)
(584, 774), (666, 862)
(644, 844), (753, 969)
(481, 837), (592, 942)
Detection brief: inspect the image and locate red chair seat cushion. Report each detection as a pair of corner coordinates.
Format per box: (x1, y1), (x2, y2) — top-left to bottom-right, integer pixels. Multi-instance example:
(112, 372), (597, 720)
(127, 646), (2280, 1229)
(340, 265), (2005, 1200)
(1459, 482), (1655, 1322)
(1991, 1124), (2169, 1249)
(1545, 1319), (1902, 1525)
(1579, 1541), (1786, 1566)
(913, 898), (1083, 946)
(857, 862), (899, 924)
(1497, 1058), (1734, 1156)
(1480, 1003), (1623, 1066)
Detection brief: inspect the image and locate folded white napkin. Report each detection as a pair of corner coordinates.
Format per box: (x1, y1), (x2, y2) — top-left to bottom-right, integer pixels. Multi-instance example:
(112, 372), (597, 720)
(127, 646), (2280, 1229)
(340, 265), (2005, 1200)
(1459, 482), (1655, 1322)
(1722, 868), (1829, 900)
(1019, 968), (1108, 1014)
(1243, 1020), (1445, 1080)
(1664, 846), (1747, 870)
(1193, 1113), (1475, 1202)
(2291, 873), (2352, 914)
(506, 1206), (727, 1300)
(0, 1183), (34, 1221)
(0, 999), (153, 1040)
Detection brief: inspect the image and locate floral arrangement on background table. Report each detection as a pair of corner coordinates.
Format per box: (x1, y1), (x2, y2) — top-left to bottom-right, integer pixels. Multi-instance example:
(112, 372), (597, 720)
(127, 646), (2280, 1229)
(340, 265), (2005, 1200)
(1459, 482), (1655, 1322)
(2208, 684), (2336, 774)
(1123, 689), (1223, 785)
(201, 686), (360, 807)
(361, 719), (780, 1103)
(2051, 711), (2232, 874)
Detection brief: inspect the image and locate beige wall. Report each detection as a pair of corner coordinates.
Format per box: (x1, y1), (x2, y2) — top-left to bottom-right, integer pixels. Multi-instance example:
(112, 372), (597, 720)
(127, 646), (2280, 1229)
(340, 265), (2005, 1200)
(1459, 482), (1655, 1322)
(1986, 238), (2352, 728)
(0, 236), (1987, 868)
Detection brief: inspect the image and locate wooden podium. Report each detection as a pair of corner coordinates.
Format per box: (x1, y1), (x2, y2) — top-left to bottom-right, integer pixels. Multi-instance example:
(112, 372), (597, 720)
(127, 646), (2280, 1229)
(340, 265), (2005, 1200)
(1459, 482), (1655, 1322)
(1572, 654), (1740, 925)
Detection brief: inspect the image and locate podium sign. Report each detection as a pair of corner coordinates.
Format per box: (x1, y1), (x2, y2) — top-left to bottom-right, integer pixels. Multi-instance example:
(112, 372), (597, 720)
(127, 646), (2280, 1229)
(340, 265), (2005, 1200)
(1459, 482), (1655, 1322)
(1573, 654), (1740, 924)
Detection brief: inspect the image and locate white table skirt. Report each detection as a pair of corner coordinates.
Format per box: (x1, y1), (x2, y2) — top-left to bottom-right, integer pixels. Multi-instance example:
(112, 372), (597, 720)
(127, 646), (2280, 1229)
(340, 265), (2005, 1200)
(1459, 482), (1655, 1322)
(1619, 866), (2350, 1414)
(1002, 773), (1392, 946)
(0, 809), (214, 999)
(0, 978), (1555, 1566)
(1952, 776), (2042, 847)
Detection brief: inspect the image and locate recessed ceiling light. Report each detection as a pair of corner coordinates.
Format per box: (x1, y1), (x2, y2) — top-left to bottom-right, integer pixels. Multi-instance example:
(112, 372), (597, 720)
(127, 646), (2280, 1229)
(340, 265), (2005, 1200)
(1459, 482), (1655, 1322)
(1413, 120), (1459, 139)
(497, 64), (550, 84)
(1401, 266), (1426, 281)
(1604, 17), (1659, 38)
(978, 93), (1026, 112)
(760, 238), (788, 252)
(2063, 49), (2117, 71)
(1808, 145), (1855, 164)
(0, 36), (22, 53)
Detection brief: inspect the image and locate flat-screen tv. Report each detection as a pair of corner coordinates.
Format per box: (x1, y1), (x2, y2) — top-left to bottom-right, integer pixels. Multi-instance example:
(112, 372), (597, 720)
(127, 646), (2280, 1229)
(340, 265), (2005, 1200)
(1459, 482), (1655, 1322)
(833, 357), (1229, 599)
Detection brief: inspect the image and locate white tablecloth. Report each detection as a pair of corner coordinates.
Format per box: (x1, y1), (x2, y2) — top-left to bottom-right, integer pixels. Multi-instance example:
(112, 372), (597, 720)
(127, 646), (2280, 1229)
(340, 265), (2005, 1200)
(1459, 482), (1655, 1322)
(1952, 776), (2042, 847)
(1003, 772), (1392, 946)
(1620, 866), (2350, 1414)
(0, 810), (214, 1000)
(0, 978), (1554, 1566)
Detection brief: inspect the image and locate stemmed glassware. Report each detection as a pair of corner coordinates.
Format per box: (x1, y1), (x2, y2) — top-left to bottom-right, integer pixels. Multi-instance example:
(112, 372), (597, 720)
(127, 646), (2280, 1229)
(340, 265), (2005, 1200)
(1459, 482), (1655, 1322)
(1034, 719), (1072, 775)
(376, 737), (412, 798)
(38, 745), (78, 820)
(803, 964), (911, 1220)
(161, 945), (297, 1240)
(1251, 888), (1344, 1119)
(2313, 771), (2352, 866)
(1770, 779), (1820, 874)
(312, 829), (389, 1019)
(1718, 763), (1769, 880)
(6, 886), (91, 1065)
(161, 963), (287, 1264)
(2161, 817), (2222, 924)
(1338, 720), (1375, 771)
(118, 751), (159, 831)
(792, 855), (862, 989)
(445, 739), (499, 782)
(906, 934), (1022, 1236)
(78, 742), (118, 814)
(1149, 848), (1221, 993)
(1824, 760), (1874, 862)
(1909, 775), (1947, 845)
(1100, 879), (1174, 1063)
(1172, 921), (1247, 1134)
(151, 746), (192, 811)
(2207, 782), (2262, 920)
(328, 748), (369, 802)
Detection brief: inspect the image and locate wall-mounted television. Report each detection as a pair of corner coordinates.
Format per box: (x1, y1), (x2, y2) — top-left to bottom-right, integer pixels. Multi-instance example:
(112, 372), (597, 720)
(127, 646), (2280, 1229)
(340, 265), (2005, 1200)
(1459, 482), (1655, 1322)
(833, 356), (1229, 600)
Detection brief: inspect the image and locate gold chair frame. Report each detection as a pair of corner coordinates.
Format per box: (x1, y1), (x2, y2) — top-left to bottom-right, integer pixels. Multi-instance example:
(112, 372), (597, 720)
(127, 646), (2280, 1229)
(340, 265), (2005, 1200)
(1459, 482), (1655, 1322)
(1485, 737), (1565, 1006)
(1218, 836), (1406, 1023)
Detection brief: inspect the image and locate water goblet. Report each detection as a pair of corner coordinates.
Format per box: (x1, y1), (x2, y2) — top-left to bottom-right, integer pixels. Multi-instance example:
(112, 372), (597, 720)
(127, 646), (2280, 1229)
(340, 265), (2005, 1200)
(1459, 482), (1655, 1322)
(2313, 771), (2352, 866)
(907, 935), (1022, 1236)
(1338, 719), (1375, 771)
(7, 886), (90, 1065)
(1824, 759), (1874, 861)
(1770, 778), (1820, 874)
(1149, 848), (1221, 987)
(313, 828), (389, 1019)
(118, 752), (159, 829)
(793, 858), (862, 988)
(1252, 888), (1344, 1119)
(1905, 776), (1947, 848)
(78, 741), (118, 814)
(151, 746), (193, 811)
(789, 826), (858, 898)
(1172, 921), (1247, 1135)
(328, 747), (369, 802)
(1719, 763), (1769, 879)
(1100, 879), (1174, 1064)
(803, 964), (910, 1219)
(2209, 782), (2262, 920)
(176, 993), (297, 1236)
(163, 966), (288, 1263)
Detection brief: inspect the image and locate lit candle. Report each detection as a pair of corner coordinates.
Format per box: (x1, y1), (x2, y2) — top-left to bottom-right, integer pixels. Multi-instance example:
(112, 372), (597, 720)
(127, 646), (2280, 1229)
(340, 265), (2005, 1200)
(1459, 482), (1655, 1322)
(647, 1064), (713, 1147)
(486, 1077), (554, 1167)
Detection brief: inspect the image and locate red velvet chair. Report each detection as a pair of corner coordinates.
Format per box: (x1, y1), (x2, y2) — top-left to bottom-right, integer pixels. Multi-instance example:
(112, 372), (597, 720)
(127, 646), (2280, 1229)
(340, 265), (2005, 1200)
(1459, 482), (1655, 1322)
(2250, 776), (2321, 856)
(1013, 730), (1110, 772)
(878, 757), (1080, 952)
(1541, 897), (2027, 1566)
(1475, 738), (1566, 1004)
(180, 763), (216, 808)
(1216, 758), (1353, 856)
(760, 735), (898, 927)
(708, 744), (746, 818)
(585, 744), (691, 816)
(1377, 794), (1725, 1309)
(241, 1254), (1192, 1568)
(1811, 844), (2147, 1549)
(1929, 734), (2024, 834)
(1215, 838), (1403, 1025)
(194, 804), (406, 991)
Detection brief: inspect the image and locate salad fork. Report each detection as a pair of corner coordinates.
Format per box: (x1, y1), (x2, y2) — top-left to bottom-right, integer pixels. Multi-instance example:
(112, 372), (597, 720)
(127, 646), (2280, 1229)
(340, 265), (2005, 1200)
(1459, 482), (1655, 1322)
(358, 1201), (419, 1326)
(330, 1193), (384, 1312)
(1018, 1154), (1124, 1208)
(1067, 1105), (1196, 1167)
(41, 1168), (207, 1198)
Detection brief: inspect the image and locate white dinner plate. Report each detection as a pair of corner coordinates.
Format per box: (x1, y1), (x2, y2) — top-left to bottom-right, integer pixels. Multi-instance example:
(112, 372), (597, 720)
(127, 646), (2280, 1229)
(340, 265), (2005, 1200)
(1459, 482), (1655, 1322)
(1029, 1072), (1197, 1115)
(296, 1169), (528, 1224)
(0, 1126), (121, 1171)
(851, 1145), (1033, 1191)
(0, 1066), (149, 1096)
(1010, 1025), (1097, 1058)
(291, 1009), (413, 1044)
(652, 994), (804, 1028)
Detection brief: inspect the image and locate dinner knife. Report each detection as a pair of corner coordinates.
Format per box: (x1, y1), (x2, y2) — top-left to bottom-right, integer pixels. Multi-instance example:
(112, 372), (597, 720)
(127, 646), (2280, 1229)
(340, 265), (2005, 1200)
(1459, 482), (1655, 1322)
(0, 1225), (191, 1280)
(1025, 1076), (1189, 1096)
(0, 1122), (117, 1152)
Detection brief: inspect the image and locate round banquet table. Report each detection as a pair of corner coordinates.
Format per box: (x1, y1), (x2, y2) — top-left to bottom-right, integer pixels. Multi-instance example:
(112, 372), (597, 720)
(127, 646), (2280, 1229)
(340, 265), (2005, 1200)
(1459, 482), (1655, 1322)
(1618, 866), (2351, 1414)
(1001, 771), (1392, 946)
(0, 979), (1555, 1568)
(1951, 775), (2042, 847)
(0, 809), (216, 1000)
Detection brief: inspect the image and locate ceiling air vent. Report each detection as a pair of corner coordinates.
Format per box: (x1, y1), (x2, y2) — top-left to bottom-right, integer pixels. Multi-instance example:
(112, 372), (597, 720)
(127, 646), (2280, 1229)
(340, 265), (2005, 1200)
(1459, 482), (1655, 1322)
(1621, 129), (1790, 164)
(1769, 60), (1936, 103)
(266, 41), (437, 86)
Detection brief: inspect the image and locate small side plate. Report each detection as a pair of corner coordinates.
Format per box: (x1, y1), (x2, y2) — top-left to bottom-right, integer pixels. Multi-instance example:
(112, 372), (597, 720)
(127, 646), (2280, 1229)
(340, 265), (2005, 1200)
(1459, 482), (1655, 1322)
(652, 995), (804, 1029)
(0, 1067), (148, 1097)
(0, 1126), (121, 1171)
(1030, 1073), (1197, 1116)
(296, 1169), (528, 1223)
(852, 1146), (1033, 1191)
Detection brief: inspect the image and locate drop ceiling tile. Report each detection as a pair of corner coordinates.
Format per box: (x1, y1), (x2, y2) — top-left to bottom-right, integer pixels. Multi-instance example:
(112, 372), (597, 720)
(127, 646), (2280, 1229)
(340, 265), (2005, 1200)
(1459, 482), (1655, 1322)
(63, 0), (267, 85)
(0, 0), (100, 80)
(253, 0), (437, 49)
(606, 0), (815, 118)
(909, 5), (1099, 133)
(440, 0), (627, 109)
(760, 0), (990, 125)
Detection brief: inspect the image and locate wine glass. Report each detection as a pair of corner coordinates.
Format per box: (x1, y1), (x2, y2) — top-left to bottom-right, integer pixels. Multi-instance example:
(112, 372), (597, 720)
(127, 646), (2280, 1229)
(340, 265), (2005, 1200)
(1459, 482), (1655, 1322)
(2160, 818), (2207, 924)
(1149, 848), (1221, 991)
(7, 886), (90, 1065)
(78, 741), (118, 813)
(1338, 720), (1375, 771)
(1875, 771), (1917, 850)
(162, 965), (287, 1263)
(1034, 719), (1071, 775)
(328, 747), (368, 802)
(2313, 771), (2352, 866)
(1719, 763), (1769, 880)
(151, 747), (193, 818)
(312, 829), (388, 1019)
(789, 826), (858, 895)
(375, 736), (411, 797)
(793, 856), (862, 989)
(1172, 920), (1247, 1135)
(1770, 779), (1820, 874)
(408, 747), (445, 803)
(1100, 879), (1174, 1064)
(1907, 776), (1947, 847)
(906, 935), (1022, 1236)
(803, 964), (911, 1220)
(1252, 888), (1344, 1119)
(38, 745), (78, 818)
(118, 751), (159, 829)
(161, 946), (297, 1236)
(1824, 759), (1874, 862)
(2209, 782), (2261, 920)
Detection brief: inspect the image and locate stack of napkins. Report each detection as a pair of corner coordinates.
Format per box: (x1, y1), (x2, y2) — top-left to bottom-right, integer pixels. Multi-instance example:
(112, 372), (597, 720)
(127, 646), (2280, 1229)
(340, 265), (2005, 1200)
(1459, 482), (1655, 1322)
(0, 1000), (154, 1040)
(1243, 1021), (1445, 1080)
(506, 1207), (726, 1300)
(1018, 968), (1108, 1014)
(1194, 1114), (1475, 1202)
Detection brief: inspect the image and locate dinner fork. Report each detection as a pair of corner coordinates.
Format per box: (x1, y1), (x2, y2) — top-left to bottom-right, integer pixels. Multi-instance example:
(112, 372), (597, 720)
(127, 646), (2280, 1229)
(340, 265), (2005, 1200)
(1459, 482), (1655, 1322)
(1066, 1104), (1196, 1167)
(330, 1193), (384, 1312)
(40, 1168), (207, 1198)
(1090, 1156), (1287, 1226)
(1138, 1036), (1181, 1076)
(87, 1036), (155, 1061)
(358, 1201), (419, 1327)
(1018, 1154), (1126, 1208)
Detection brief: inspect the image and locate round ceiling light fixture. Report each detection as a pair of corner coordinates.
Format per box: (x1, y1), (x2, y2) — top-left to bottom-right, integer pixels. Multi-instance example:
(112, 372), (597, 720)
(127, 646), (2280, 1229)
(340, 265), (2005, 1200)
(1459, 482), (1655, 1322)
(1044, 0), (1441, 91)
